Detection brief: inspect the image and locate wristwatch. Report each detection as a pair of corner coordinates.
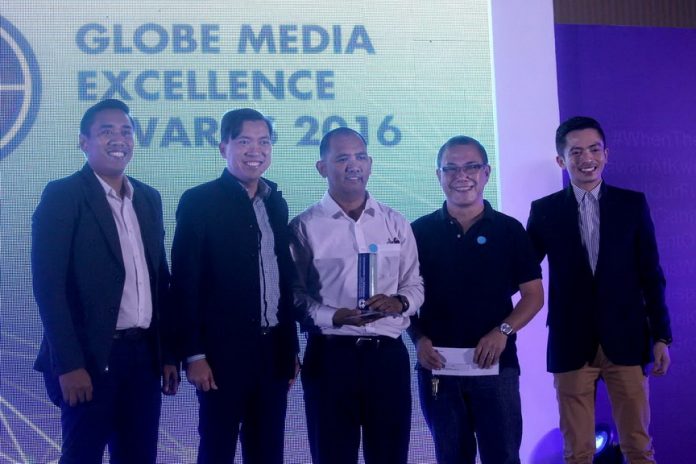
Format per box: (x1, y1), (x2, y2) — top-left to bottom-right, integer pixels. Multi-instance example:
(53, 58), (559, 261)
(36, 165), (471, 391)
(499, 322), (514, 336)
(394, 294), (410, 313)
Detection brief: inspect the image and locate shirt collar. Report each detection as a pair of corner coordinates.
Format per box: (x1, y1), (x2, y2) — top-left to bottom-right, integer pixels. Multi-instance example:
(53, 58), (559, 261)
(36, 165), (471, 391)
(438, 199), (495, 225)
(571, 181), (602, 203)
(221, 169), (272, 200)
(320, 191), (376, 219)
(93, 171), (133, 200)
(247, 178), (271, 200)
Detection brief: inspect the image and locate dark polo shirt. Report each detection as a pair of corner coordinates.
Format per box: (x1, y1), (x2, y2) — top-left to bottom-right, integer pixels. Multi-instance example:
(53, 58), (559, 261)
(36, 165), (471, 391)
(411, 200), (541, 371)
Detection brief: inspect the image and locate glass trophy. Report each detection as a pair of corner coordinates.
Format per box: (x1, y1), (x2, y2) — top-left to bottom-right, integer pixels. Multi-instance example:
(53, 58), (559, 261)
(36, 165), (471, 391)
(356, 243), (385, 321)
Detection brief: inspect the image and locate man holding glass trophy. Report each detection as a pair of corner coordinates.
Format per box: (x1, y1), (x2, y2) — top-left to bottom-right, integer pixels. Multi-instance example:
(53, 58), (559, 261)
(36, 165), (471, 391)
(290, 127), (424, 464)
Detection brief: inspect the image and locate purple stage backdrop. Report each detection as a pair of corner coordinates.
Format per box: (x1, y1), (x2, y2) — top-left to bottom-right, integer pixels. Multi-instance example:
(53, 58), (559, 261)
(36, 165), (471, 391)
(555, 24), (696, 462)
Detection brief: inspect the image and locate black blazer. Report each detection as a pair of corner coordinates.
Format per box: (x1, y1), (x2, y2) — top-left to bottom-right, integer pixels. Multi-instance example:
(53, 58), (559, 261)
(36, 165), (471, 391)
(170, 170), (299, 384)
(32, 163), (172, 377)
(527, 183), (672, 373)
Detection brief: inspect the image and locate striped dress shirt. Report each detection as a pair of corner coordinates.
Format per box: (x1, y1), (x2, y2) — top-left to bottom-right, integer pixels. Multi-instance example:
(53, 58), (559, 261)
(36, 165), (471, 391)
(572, 182), (601, 273)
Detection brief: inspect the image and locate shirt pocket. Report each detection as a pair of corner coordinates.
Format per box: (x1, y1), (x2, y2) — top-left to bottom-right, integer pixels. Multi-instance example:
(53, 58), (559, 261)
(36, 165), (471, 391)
(376, 243), (401, 281)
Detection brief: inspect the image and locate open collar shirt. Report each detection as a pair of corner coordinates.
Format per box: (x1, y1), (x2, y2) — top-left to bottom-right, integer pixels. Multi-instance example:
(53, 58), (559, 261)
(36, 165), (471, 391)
(572, 181), (602, 274)
(249, 178), (281, 328)
(94, 172), (152, 330)
(290, 191), (423, 338)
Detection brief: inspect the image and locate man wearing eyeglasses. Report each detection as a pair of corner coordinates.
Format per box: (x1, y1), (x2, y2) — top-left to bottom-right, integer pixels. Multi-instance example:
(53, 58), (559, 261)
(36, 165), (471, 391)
(409, 136), (544, 464)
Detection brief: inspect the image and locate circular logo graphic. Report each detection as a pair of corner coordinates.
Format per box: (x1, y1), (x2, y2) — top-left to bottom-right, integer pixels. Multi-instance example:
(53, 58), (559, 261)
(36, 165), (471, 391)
(1, 16), (41, 160)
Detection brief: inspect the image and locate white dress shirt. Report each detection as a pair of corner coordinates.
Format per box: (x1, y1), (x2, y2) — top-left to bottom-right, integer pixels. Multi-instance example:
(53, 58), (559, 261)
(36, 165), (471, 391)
(94, 173), (152, 329)
(290, 192), (423, 338)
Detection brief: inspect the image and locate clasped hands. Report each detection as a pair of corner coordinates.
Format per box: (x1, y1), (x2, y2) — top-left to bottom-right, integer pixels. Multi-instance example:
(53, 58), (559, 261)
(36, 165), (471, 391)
(332, 294), (404, 327)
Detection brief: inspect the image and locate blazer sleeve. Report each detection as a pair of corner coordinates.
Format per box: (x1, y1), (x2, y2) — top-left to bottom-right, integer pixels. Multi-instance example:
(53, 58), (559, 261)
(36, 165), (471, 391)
(526, 200), (548, 264)
(170, 189), (207, 359)
(635, 194), (672, 342)
(158, 245), (178, 365)
(271, 195), (300, 356)
(32, 181), (86, 375)
(151, 188), (177, 365)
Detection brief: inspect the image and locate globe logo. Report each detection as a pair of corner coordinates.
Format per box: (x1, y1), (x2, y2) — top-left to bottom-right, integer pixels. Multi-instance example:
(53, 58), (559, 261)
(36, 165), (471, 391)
(1, 16), (41, 160)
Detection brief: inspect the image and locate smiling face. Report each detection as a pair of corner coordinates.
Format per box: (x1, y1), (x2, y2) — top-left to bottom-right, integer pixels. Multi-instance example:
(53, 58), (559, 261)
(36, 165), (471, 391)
(557, 128), (608, 191)
(317, 131), (372, 204)
(79, 108), (134, 180)
(437, 143), (490, 211)
(219, 119), (272, 191)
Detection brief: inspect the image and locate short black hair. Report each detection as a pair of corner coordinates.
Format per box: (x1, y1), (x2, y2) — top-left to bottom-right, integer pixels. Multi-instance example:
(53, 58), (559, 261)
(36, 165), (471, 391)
(555, 116), (606, 156)
(80, 99), (131, 136)
(319, 127), (367, 159)
(436, 135), (489, 167)
(220, 108), (273, 142)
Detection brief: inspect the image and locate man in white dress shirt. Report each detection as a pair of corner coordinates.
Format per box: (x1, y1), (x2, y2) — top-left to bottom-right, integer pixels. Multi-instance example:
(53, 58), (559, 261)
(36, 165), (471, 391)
(32, 99), (178, 463)
(290, 127), (424, 464)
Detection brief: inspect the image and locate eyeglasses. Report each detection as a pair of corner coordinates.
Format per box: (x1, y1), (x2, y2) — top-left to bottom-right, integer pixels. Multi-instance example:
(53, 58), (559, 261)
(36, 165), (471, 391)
(439, 163), (487, 176)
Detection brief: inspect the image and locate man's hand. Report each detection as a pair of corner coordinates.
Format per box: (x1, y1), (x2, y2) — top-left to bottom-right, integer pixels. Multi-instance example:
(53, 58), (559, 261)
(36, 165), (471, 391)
(289, 355), (301, 389)
(59, 368), (93, 406)
(416, 336), (446, 370)
(162, 364), (180, 395)
(365, 294), (403, 315)
(474, 329), (508, 369)
(186, 358), (218, 392)
(333, 308), (367, 327)
(652, 342), (671, 376)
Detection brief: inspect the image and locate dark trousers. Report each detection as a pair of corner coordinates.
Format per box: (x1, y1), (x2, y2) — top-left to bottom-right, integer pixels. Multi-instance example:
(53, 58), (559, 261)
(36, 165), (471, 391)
(196, 332), (289, 464)
(302, 334), (411, 464)
(44, 336), (162, 464)
(418, 367), (522, 464)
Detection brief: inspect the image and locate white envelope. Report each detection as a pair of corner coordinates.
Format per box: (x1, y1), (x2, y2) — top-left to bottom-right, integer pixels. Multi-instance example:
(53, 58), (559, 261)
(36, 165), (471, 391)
(432, 346), (500, 376)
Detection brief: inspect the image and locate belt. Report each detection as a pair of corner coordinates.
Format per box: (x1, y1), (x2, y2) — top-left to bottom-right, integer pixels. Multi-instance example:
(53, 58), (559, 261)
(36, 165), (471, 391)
(312, 334), (401, 349)
(113, 327), (149, 340)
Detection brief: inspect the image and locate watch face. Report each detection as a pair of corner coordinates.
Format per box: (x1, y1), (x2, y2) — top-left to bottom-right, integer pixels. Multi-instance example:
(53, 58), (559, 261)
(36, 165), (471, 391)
(500, 323), (513, 335)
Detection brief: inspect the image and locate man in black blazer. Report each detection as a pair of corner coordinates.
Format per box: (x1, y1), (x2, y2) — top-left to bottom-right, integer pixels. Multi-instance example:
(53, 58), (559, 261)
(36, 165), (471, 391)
(171, 108), (299, 464)
(527, 116), (672, 463)
(32, 99), (179, 464)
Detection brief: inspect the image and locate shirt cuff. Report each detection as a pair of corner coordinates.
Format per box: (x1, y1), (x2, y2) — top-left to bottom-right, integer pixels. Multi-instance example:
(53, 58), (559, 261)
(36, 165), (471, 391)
(186, 354), (206, 364)
(314, 307), (338, 328)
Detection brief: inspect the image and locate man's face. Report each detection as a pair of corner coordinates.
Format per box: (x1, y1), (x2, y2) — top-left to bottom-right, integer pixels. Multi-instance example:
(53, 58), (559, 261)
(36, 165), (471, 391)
(557, 128), (608, 190)
(219, 120), (272, 187)
(437, 144), (490, 209)
(317, 132), (372, 199)
(79, 109), (134, 178)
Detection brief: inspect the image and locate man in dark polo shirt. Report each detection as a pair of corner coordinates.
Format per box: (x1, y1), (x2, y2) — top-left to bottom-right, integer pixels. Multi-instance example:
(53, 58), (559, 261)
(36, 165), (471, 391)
(410, 135), (544, 464)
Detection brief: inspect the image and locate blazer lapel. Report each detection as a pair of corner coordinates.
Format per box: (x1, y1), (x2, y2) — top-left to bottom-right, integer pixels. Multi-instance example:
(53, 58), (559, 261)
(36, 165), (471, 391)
(561, 186), (594, 276)
(131, 182), (159, 273)
(79, 164), (124, 268)
(596, 183), (616, 276)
